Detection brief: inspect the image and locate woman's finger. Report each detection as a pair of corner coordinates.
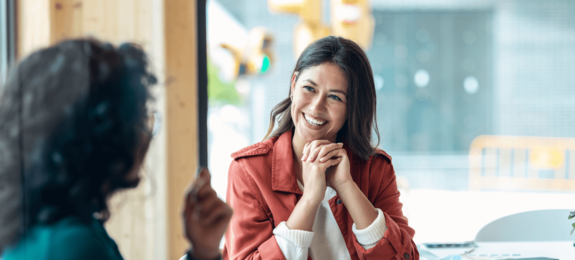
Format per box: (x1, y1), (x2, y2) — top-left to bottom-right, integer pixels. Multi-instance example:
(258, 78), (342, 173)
(317, 143), (343, 162)
(306, 145), (324, 162)
(305, 140), (331, 162)
(324, 157), (343, 169)
(301, 142), (311, 161)
(334, 148), (348, 159)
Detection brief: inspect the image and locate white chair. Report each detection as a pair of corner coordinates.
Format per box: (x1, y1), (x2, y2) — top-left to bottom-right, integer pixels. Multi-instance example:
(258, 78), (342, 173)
(475, 209), (574, 242)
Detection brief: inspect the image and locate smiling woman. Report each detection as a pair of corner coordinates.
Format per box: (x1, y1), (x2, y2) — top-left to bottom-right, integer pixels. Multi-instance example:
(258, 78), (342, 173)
(264, 36), (379, 160)
(223, 36), (419, 260)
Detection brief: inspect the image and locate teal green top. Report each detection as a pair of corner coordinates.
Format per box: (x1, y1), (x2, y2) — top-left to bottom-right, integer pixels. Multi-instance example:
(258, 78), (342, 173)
(1, 216), (123, 260)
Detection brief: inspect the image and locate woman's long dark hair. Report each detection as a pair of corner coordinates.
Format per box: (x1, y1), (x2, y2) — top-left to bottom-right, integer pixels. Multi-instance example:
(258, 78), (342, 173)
(0, 39), (156, 252)
(263, 36), (380, 160)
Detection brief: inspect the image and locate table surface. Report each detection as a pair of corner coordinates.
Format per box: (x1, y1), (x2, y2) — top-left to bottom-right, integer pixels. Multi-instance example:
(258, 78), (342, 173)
(419, 241), (575, 260)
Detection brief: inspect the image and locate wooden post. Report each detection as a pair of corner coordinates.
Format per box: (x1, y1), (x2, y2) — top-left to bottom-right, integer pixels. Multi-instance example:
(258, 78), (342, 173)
(163, 0), (198, 258)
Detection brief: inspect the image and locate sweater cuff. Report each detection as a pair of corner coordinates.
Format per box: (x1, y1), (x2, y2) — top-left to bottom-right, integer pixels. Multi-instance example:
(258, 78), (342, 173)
(273, 221), (314, 247)
(352, 208), (387, 246)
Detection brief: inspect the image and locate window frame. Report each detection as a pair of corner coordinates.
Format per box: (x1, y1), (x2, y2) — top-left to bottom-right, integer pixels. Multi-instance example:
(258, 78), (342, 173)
(0, 0), (16, 86)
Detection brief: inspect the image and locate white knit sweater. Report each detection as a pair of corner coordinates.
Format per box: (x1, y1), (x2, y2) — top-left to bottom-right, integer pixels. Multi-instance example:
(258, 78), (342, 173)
(272, 182), (387, 260)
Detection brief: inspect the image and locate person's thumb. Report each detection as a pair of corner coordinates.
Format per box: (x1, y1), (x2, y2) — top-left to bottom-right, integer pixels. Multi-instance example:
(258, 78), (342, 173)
(196, 167), (212, 185)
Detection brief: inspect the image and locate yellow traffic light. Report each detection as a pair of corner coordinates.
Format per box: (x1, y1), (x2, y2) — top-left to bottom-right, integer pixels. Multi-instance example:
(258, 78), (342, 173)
(246, 28), (274, 74)
(220, 27), (274, 78)
(331, 0), (374, 50)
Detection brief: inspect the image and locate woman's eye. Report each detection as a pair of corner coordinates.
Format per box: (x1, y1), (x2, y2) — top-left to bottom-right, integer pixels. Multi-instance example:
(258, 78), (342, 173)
(329, 95), (342, 101)
(303, 86), (315, 92)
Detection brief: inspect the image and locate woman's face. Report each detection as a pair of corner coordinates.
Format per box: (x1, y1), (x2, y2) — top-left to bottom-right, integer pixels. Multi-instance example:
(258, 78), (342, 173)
(290, 62), (348, 143)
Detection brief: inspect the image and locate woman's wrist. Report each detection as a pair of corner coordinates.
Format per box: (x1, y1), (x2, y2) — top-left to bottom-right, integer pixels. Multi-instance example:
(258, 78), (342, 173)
(332, 178), (355, 194)
(287, 195), (321, 231)
(299, 194), (322, 209)
(335, 179), (378, 230)
(300, 177), (325, 204)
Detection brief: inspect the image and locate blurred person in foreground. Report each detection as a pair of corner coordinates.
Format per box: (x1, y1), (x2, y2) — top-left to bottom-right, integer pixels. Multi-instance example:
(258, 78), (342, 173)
(224, 36), (419, 260)
(0, 39), (232, 260)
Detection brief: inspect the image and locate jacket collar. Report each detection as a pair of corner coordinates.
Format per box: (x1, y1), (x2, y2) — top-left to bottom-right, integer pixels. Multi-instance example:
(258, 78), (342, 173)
(271, 130), (303, 195)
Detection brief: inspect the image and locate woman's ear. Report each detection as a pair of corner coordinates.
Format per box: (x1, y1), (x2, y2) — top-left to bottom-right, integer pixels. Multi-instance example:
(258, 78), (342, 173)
(290, 72), (298, 94)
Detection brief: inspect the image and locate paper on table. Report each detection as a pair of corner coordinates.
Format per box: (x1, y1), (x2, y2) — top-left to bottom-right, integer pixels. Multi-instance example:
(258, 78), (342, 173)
(418, 246), (473, 259)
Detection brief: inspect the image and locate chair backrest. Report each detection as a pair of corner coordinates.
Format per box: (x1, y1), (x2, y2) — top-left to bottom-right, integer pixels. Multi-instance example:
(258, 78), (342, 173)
(475, 209), (574, 242)
(469, 135), (575, 191)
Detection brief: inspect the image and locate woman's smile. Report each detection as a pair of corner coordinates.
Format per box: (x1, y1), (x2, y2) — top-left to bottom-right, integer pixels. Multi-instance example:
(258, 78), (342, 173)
(303, 112), (327, 126)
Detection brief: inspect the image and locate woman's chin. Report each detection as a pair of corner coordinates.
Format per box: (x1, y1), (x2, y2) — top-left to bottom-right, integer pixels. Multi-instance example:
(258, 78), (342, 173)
(296, 128), (331, 142)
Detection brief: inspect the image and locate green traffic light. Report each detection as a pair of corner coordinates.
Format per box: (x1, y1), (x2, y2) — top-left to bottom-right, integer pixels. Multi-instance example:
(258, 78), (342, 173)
(260, 54), (271, 73)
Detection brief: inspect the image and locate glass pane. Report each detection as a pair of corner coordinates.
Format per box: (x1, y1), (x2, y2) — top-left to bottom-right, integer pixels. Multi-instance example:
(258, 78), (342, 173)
(208, 0), (575, 246)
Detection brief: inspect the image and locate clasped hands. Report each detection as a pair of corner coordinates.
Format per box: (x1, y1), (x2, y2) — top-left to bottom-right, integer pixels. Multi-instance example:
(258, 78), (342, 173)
(300, 140), (353, 204)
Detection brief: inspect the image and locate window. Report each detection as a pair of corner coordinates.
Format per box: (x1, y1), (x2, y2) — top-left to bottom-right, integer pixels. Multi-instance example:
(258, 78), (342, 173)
(0, 0), (15, 86)
(208, 0), (575, 244)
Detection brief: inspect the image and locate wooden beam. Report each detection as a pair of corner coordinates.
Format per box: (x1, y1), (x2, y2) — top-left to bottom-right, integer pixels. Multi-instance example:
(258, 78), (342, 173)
(17, 0), (51, 58)
(164, 0), (198, 258)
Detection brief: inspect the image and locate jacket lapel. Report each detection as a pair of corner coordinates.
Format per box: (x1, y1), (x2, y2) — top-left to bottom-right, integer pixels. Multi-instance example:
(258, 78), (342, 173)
(271, 130), (303, 195)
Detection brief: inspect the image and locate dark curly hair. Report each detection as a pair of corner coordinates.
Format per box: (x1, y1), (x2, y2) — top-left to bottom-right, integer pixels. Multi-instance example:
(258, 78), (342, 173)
(0, 39), (156, 252)
(31, 40), (156, 224)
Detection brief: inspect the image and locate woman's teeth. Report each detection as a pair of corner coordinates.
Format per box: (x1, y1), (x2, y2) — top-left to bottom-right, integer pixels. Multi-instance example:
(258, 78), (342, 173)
(304, 113), (326, 126)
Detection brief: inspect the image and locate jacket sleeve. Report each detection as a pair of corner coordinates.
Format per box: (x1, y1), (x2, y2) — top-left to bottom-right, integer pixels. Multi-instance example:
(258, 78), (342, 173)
(223, 159), (287, 260)
(352, 160), (419, 260)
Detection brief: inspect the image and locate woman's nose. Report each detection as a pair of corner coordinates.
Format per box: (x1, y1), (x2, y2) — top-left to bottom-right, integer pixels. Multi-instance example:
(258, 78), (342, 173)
(309, 95), (326, 114)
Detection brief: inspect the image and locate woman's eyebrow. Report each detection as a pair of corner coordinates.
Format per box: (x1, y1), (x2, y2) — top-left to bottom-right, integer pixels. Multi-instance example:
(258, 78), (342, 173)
(330, 89), (347, 96)
(304, 79), (347, 96)
(304, 79), (318, 86)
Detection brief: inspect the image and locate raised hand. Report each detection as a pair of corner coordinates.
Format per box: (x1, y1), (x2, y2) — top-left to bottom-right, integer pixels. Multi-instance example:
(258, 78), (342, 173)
(324, 148), (352, 191)
(300, 140), (344, 203)
(183, 168), (233, 259)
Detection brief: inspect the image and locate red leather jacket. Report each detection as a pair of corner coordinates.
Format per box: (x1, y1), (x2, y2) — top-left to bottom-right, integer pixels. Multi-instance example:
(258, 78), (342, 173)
(223, 130), (419, 260)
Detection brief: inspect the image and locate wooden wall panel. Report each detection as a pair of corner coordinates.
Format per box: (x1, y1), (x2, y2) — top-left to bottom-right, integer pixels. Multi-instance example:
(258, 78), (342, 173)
(17, 0), (51, 58)
(50, 0), (83, 42)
